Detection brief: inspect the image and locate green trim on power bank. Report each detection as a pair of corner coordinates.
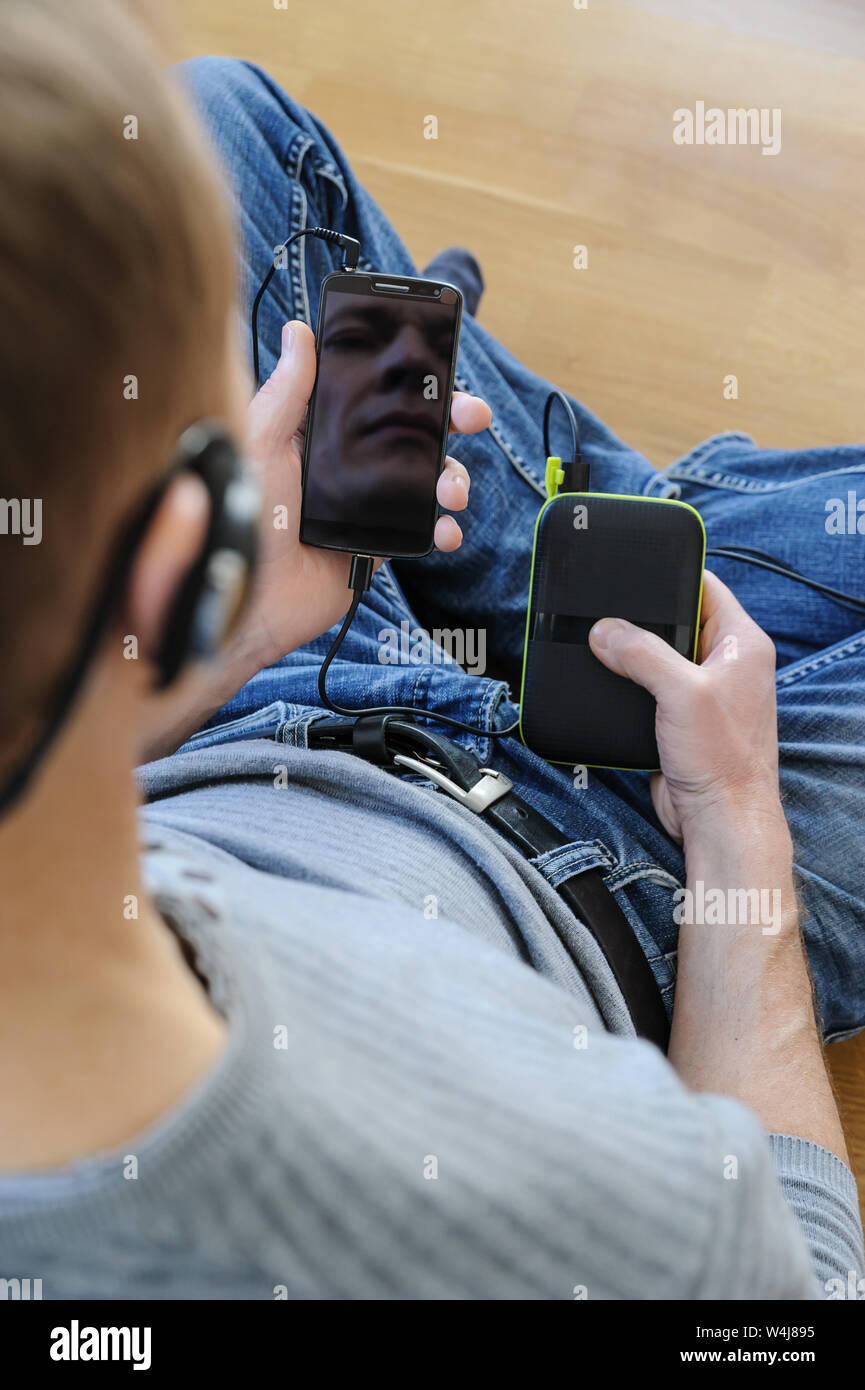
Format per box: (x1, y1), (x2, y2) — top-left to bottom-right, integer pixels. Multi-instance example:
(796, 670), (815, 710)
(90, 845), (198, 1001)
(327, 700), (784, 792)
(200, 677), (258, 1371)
(517, 489), (707, 773)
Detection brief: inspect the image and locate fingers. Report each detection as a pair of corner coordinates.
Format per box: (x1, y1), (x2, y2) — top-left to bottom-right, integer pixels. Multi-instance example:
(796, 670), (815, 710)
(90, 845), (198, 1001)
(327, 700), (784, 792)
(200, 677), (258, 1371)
(588, 617), (693, 702)
(588, 573), (778, 705)
(437, 458), (470, 511)
(449, 391), (492, 435)
(246, 320), (316, 450)
(698, 570), (750, 644)
(434, 513), (463, 552)
(245, 329), (475, 561)
(698, 570), (776, 666)
(435, 458), (469, 550)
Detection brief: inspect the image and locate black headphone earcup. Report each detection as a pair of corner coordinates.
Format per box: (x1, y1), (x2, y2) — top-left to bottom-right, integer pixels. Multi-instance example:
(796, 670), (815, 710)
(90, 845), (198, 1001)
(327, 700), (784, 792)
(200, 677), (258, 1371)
(154, 424), (260, 690)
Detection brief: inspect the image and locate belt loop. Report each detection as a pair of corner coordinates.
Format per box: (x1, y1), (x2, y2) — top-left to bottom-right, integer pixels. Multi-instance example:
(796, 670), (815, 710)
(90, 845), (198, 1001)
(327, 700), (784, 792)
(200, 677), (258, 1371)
(352, 714), (398, 765)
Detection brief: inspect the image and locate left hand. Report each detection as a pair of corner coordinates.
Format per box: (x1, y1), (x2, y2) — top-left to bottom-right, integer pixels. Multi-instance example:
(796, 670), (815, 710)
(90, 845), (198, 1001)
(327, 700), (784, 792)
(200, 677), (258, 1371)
(237, 319), (490, 671)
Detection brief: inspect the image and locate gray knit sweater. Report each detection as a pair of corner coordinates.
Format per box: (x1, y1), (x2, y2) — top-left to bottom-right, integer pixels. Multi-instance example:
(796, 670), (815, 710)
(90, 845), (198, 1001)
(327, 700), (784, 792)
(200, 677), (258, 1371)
(0, 740), (861, 1299)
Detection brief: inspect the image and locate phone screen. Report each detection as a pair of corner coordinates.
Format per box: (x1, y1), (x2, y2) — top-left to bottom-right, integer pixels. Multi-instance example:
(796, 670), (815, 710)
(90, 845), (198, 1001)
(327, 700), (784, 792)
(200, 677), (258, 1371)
(299, 274), (461, 556)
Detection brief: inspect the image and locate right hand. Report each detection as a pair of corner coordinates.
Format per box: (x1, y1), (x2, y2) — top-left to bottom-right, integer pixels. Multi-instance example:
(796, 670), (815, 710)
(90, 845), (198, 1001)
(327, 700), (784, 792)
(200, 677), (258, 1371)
(588, 571), (783, 844)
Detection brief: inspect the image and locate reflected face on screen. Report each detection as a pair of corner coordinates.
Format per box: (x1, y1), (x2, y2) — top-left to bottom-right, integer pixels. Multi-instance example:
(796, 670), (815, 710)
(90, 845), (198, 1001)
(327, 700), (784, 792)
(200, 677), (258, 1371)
(302, 287), (458, 545)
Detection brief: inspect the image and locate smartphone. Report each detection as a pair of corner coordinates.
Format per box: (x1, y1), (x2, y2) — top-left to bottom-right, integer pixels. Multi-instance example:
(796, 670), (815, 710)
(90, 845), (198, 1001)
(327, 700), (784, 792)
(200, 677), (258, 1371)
(299, 271), (463, 557)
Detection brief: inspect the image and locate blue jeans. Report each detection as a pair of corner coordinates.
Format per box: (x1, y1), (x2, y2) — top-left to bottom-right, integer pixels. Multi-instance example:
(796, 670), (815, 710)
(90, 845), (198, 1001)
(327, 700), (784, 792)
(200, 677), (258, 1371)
(180, 57), (865, 1042)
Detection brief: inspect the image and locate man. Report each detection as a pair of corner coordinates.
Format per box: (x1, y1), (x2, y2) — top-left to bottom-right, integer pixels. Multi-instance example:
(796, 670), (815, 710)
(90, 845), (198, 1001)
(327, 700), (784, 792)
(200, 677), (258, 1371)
(0, 0), (862, 1298)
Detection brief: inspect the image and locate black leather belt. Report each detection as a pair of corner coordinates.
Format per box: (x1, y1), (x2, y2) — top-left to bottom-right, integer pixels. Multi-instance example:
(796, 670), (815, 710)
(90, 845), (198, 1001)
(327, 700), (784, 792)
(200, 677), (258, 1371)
(307, 714), (670, 1050)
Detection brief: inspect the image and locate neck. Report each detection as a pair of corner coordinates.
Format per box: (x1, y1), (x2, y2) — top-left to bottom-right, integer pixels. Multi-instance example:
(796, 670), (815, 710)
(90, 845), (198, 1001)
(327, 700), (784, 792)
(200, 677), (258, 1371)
(0, 675), (226, 1172)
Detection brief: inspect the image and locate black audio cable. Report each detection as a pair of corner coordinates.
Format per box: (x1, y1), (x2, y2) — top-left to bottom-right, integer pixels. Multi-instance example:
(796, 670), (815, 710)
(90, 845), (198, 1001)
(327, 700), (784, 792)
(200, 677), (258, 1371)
(705, 545), (865, 615)
(251, 226), (360, 388)
(317, 541), (865, 737)
(316, 389), (587, 738)
(251, 246), (864, 726)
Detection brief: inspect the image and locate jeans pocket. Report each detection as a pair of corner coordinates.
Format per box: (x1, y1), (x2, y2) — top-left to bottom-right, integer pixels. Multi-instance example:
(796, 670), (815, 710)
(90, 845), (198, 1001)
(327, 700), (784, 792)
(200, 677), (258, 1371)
(664, 430), (758, 482)
(531, 842), (682, 1001)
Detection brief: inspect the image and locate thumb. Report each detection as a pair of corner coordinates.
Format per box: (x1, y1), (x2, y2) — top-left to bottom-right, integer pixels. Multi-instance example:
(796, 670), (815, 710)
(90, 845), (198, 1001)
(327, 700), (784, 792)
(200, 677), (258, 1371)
(247, 319), (316, 445)
(588, 617), (691, 702)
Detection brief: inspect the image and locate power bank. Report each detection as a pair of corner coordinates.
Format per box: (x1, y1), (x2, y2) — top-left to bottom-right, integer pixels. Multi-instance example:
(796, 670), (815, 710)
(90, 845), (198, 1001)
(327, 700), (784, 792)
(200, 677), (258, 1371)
(519, 491), (705, 771)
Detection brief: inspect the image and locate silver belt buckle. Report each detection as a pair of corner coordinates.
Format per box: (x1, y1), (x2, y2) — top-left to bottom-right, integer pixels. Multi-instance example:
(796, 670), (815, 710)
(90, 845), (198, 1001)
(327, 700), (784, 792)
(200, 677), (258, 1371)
(392, 754), (512, 814)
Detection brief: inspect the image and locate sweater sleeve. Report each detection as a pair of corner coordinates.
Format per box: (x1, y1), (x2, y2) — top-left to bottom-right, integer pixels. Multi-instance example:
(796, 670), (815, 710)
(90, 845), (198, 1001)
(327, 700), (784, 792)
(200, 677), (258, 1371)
(768, 1134), (865, 1299)
(685, 1095), (863, 1299)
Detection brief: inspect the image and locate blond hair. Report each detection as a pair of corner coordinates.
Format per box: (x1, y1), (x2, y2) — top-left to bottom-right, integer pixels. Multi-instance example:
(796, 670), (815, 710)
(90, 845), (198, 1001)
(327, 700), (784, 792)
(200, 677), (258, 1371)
(0, 0), (237, 758)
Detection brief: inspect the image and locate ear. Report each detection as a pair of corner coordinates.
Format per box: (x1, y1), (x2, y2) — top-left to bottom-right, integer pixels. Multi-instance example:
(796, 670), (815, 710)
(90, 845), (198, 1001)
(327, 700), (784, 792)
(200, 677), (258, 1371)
(122, 473), (210, 679)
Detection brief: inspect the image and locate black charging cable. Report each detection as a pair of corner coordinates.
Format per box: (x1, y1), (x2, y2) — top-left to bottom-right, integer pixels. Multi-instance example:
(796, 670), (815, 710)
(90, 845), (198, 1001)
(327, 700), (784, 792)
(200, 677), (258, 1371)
(251, 226), (361, 388)
(542, 388), (864, 616)
(317, 556), (521, 737)
(318, 538), (865, 736)
(316, 389), (588, 737)
(249, 222), (516, 738)
(250, 237), (864, 724)
(316, 432), (864, 735)
(543, 387), (589, 492)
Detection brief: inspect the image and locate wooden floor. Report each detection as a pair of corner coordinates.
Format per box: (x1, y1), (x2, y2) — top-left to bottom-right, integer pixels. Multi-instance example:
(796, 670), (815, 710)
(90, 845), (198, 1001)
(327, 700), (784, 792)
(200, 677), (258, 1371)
(177, 0), (865, 1214)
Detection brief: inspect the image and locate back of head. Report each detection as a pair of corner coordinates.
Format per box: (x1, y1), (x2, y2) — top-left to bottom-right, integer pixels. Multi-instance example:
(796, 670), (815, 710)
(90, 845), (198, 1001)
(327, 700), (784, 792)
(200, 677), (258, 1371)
(0, 0), (236, 775)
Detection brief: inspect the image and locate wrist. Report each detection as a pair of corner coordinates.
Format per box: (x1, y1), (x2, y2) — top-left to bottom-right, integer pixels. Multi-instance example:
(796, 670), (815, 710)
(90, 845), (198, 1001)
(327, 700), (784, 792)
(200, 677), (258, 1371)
(677, 795), (799, 948)
(679, 778), (790, 861)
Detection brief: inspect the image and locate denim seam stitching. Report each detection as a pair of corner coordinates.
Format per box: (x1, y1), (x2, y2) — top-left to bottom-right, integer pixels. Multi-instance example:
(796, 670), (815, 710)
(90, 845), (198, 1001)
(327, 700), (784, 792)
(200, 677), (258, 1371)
(312, 162), (349, 210)
(645, 948), (678, 967)
(473, 678), (511, 758)
(276, 709), (331, 749)
(480, 409), (546, 497)
(410, 662), (433, 709)
(666, 431), (757, 473)
(530, 840), (617, 873)
(776, 631), (865, 686)
(665, 461), (865, 494)
(285, 134), (315, 326)
(667, 469), (772, 494)
(604, 862), (683, 892)
(288, 133), (350, 216)
(471, 681), (494, 758)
